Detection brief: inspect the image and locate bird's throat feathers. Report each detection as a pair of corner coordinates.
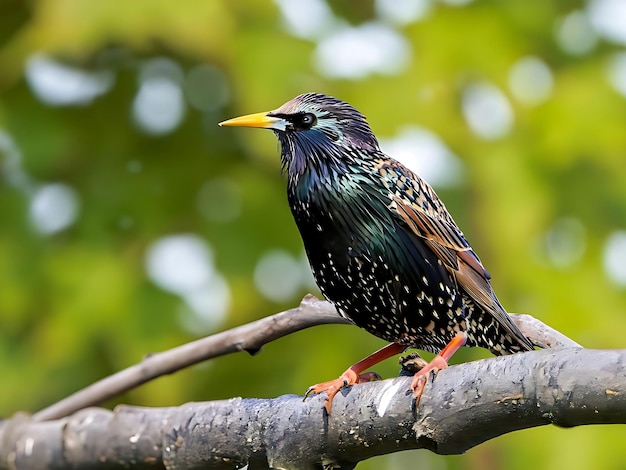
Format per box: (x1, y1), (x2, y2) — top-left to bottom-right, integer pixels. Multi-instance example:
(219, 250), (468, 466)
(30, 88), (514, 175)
(280, 134), (365, 211)
(277, 128), (378, 200)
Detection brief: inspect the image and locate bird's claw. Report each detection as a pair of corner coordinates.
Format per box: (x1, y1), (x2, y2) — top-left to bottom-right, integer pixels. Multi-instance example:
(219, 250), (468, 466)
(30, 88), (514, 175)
(303, 369), (375, 414)
(303, 378), (345, 415)
(303, 382), (341, 400)
(410, 374), (429, 408)
(409, 354), (449, 408)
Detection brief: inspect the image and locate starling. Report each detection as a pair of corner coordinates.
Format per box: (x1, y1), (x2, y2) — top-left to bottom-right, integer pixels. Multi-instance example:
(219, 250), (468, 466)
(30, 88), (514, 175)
(220, 93), (534, 413)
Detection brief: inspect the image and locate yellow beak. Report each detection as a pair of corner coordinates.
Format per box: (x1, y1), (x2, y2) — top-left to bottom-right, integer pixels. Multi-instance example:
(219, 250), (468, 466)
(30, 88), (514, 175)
(219, 111), (285, 130)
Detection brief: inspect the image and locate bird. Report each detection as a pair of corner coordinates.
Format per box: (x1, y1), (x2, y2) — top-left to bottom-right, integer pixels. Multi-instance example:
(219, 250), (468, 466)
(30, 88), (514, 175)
(219, 93), (534, 414)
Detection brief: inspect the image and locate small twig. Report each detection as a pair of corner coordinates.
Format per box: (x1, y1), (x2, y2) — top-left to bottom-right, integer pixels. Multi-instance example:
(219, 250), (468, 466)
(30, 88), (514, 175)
(511, 313), (581, 348)
(33, 295), (579, 422)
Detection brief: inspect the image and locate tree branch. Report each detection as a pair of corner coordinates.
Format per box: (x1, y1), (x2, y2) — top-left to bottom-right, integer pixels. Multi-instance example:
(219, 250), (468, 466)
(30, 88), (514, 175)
(32, 295), (580, 422)
(3, 348), (624, 469)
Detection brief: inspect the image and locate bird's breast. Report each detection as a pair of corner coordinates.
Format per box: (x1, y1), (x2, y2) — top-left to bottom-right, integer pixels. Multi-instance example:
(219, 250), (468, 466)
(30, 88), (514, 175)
(287, 184), (466, 350)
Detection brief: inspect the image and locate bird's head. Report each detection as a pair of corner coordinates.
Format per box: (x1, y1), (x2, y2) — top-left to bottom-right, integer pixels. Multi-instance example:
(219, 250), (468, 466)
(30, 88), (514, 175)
(220, 93), (380, 179)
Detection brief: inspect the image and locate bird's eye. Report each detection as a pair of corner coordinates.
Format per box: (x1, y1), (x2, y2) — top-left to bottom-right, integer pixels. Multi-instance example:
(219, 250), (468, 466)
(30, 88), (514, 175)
(296, 112), (317, 129)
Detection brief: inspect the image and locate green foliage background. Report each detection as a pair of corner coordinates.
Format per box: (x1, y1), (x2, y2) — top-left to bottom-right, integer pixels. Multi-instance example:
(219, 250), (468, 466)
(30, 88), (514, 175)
(1, 1), (626, 468)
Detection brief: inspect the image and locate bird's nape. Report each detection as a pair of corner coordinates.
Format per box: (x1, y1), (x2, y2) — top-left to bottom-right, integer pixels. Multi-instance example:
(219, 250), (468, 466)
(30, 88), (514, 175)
(220, 93), (535, 414)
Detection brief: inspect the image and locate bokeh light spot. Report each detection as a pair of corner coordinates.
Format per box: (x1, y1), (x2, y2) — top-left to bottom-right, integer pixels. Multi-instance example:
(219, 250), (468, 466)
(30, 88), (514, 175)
(133, 58), (185, 135)
(133, 78), (185, 135)
(588, 0), (626, 46)
(461, 82), (514, 140)
(556, 11), (597, 56)
(126, 160), (143, 174)
(314, 22), (411, 79)
(544, 217), (587, 268)
(146, 234), (230, 332)
(26, 53), (114, 107)
(29, 183), (80, 235)
(179, 275), (231, 333)
(375, 0), (432, 25)
(0, 129), (33, 193)
(185, 64), (230, 112)
(146, 235), (215, 294)
(603, 231), (626, 286)
(380, 126), (463, 188)
(254, 250), (307, 303)
(607, 53), (626, 98)
(508, 56), (554, 106)
(274, 0), (335, 40)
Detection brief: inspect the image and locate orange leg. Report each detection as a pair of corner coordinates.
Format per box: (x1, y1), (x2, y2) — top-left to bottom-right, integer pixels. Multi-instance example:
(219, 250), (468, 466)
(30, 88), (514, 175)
(304, 342), (407, 414)
(410, 332), (467, 407)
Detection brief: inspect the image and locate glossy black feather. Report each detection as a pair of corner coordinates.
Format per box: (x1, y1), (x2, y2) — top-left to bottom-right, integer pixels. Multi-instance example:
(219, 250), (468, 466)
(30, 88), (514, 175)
(267, 93), (533, 354)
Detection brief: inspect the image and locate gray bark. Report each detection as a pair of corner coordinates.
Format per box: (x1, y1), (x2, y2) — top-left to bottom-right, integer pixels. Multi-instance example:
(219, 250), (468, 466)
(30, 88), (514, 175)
(2, 348), (625, 470)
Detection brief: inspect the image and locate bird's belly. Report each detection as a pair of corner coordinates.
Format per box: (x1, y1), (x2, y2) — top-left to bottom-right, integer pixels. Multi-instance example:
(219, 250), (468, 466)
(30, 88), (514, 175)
(310, 247), (466, 353)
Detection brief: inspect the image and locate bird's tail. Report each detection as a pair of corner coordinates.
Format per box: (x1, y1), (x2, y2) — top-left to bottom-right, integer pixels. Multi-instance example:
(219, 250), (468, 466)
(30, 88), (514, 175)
(463, 297), (536, 355)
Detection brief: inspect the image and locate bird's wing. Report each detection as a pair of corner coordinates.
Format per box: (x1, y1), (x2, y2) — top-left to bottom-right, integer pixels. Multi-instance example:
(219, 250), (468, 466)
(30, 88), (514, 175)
(392, 195), (494, 305)
(375, 159), (532, 349)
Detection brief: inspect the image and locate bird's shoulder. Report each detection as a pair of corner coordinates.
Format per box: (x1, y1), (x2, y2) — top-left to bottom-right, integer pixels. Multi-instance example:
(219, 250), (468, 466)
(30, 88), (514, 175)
(369, 157), (469, 249)
(370, 157), (454, 223)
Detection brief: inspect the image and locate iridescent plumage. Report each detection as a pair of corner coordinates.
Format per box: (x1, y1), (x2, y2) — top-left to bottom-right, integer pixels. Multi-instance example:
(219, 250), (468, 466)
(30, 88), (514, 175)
(220, 93), (534, 412)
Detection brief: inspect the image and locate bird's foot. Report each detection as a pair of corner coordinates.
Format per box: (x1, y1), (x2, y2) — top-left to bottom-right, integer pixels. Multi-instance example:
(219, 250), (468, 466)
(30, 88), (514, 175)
(409, 332), (467, 408)
(304, 369), (358, 415)
(304, 342), (407, 414)
(409, 355), (449, 407)
(304, 371), (382, 414)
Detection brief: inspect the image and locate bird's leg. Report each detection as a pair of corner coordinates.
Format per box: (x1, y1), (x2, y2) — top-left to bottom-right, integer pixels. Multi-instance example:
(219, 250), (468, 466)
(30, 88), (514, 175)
(410, 332), (467, 407)
(304, 342), (406, 414)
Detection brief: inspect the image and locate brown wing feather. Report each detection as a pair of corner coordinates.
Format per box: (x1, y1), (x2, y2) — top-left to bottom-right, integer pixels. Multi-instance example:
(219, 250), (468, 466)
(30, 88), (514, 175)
(378, 161), (532, 350)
